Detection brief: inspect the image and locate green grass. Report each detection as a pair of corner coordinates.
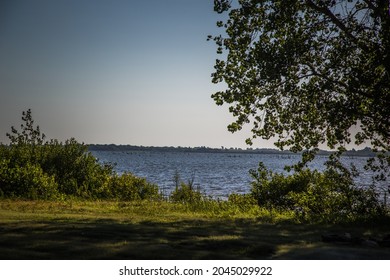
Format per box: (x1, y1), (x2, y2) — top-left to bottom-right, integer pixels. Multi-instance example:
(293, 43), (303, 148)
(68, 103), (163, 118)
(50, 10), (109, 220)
(1, 199), (390, 259)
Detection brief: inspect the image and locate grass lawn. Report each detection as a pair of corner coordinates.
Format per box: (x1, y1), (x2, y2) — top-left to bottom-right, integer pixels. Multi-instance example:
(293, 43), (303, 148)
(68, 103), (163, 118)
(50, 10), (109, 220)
(0, 200), (390, 260)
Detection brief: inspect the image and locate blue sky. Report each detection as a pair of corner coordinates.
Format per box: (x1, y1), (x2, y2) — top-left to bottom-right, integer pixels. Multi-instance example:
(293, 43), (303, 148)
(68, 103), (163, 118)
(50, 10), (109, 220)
(0, 0), (274, 148)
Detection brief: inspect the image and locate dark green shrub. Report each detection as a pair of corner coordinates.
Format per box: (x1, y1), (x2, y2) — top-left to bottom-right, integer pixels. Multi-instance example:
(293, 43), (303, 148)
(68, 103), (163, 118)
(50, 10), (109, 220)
(169, 171), (204, 203)
(108, 173), (160, 201)
(1, 110), (115, 199)
(250, 161), (384, 222)
(249, 162), (313, 209)
(0, 109), (160, 201)
(170, 183), (203, 203)
(288, 171), (383, 222)
(0, 159), (58, 199)
(38, 138), (114, 197)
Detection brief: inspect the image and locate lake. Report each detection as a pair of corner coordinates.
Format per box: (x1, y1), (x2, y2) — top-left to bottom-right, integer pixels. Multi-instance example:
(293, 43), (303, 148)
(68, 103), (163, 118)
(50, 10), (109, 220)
(90, 150), (383, 200)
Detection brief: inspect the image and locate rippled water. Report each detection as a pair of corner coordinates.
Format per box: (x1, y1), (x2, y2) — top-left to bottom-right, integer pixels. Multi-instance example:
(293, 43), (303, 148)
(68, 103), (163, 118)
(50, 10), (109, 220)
(91, 150), (381, 199)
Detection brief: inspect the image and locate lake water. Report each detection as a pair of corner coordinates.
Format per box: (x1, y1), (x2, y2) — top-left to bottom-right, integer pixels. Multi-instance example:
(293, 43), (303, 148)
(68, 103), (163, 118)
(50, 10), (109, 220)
(91, 150), (384, 200)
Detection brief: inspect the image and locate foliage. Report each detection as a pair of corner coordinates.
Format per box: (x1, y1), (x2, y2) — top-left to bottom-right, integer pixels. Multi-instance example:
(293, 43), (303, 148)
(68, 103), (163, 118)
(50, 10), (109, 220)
(108, 173), (161, 201)
(0, 159), (58, 200)
(6, 109), (46, 146)
(365, 151), (390, 192)
(249, 161), (384, 222)
(228, 193), (257, 211)
(169, 171), (204, 203)
(209, 0), (390, 175)
(249, 162), (313, 209)
(210, 0), (390, 217)
(0, 109), (159, 201)
(170, 182), (204, 203)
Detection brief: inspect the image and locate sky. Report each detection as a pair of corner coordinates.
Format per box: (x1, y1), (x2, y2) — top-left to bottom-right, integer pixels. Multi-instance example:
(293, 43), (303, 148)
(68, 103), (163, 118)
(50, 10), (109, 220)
(0, 0), (275, 149)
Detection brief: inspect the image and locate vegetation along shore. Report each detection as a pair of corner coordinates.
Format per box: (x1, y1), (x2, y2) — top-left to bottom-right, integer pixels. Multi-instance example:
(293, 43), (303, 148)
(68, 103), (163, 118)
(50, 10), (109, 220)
(0, 110), (389, 259)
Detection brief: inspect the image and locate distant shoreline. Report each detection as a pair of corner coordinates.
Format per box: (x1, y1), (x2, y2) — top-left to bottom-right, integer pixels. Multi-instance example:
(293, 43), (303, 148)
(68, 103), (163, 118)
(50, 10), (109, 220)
(88, 144), (376, 157)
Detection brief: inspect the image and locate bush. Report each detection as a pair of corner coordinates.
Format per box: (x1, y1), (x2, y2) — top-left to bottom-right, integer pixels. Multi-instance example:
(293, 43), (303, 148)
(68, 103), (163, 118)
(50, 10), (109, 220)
(0, 109), (160, 201)
(38, 138), (114, 197)
(0, 159), (58, 199)
(249, 162), (312, 209)
(108, 173), (160, 201)
(0, 110), (114, 199)
(170, 182), (203, 203)
(250, 161), (384, 222)
(169, 171), (204, 203)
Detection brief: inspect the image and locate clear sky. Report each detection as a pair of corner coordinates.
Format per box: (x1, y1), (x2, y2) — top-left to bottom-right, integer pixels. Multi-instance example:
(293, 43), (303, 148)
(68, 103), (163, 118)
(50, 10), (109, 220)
(0, 0), (274, 149)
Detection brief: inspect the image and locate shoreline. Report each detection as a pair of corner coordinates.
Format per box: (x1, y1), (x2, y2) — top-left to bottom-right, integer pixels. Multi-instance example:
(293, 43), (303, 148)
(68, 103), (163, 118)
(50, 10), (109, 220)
(88, 144), (376, 157)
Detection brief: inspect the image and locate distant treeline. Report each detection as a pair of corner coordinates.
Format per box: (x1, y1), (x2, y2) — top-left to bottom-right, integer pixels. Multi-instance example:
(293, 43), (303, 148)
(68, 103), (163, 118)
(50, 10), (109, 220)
(88, 144), (376, 157)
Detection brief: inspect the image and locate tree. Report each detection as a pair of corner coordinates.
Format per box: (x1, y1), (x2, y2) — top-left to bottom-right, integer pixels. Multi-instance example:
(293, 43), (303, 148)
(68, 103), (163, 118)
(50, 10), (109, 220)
(6, 109), (46, 146)
(209, 0), (389, 159)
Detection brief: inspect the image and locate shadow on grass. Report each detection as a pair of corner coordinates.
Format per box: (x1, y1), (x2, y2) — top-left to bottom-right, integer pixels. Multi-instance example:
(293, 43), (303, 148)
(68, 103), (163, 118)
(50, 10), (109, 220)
(1, 218), (390, 259)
